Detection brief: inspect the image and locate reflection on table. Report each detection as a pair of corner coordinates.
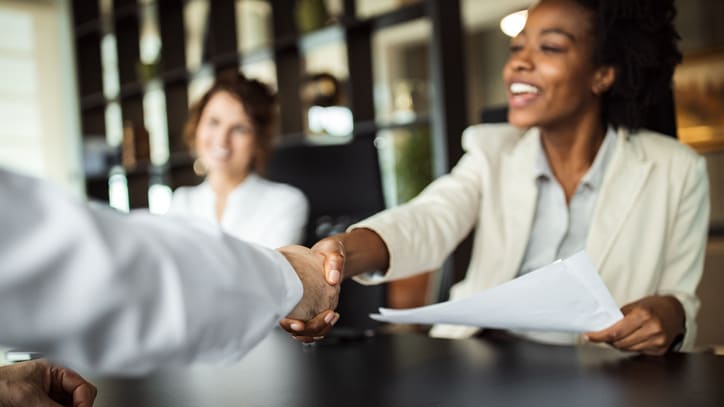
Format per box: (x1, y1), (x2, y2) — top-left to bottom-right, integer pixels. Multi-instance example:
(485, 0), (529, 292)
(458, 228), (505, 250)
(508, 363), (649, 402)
(92, 328), (724, 407)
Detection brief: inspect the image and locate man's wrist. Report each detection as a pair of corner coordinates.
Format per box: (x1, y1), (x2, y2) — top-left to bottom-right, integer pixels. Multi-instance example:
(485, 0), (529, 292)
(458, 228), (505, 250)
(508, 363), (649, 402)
(274, 249), (304, 318)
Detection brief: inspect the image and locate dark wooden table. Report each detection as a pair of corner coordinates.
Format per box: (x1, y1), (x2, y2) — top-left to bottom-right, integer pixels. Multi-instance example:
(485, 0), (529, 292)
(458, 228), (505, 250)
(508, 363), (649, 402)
(92, 329), (724, 406)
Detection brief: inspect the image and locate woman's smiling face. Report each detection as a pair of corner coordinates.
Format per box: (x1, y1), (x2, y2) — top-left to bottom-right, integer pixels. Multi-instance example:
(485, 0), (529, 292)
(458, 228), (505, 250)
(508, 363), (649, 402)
(195, 90), (257, 179)
(503, 0), (611, 130)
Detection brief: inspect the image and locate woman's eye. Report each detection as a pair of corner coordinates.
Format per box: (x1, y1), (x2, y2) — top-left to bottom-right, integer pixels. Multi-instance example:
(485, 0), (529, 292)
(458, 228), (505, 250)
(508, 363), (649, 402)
(541, 45), (563, 53)
(509, 44), (523, 53)
(232, 125), (250, 135)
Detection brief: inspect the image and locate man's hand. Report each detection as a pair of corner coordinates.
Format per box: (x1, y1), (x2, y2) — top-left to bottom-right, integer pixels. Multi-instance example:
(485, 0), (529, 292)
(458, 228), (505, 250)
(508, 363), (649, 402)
(278, 245), (340, 321)
(0, 359), (97, 407)
(278, 238), (345, 342)
(584, 295), (686, 356)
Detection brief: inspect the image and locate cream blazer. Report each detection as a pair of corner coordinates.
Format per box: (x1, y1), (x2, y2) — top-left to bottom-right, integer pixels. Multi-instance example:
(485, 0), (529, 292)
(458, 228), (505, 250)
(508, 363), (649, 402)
(353, 124), (709, 351)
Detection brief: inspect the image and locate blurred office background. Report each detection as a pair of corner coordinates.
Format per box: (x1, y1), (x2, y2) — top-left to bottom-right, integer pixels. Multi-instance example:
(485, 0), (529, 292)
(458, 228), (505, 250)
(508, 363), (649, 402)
(0, 0), (722, 348)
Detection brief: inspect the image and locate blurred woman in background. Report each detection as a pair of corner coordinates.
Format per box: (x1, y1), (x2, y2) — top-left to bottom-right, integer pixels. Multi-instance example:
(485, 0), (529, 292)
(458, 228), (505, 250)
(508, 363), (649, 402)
(168, 74), (308, 248)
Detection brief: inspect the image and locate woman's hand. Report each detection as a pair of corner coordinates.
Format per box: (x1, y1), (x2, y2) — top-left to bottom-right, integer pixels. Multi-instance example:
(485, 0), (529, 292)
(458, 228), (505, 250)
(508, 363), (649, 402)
(279, 236), (345, 343)
(584, 295), (686, 355)
(311, 237), (346, 286)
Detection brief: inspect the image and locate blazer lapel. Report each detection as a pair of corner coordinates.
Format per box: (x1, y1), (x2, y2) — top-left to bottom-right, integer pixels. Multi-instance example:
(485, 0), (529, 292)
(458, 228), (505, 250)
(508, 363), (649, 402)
(500, 128), (539, 279)
(586, 129), (653, 270)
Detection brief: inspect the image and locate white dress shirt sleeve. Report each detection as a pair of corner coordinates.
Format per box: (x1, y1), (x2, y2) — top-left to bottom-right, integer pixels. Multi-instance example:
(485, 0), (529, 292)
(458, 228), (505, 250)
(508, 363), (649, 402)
(0, 169), (303, 375)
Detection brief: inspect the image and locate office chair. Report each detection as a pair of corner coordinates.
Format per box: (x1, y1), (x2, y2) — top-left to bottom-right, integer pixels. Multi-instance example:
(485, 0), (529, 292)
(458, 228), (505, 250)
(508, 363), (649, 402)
(267, 136), (387, 333)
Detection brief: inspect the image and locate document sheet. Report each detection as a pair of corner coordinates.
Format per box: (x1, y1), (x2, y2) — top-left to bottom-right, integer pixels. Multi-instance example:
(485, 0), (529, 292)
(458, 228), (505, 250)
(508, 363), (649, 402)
(370, 251), (623, 332)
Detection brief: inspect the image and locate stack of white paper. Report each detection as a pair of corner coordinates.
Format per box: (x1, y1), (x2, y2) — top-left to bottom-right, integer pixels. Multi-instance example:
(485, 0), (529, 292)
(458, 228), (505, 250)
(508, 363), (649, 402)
(370, 251), (623, 332)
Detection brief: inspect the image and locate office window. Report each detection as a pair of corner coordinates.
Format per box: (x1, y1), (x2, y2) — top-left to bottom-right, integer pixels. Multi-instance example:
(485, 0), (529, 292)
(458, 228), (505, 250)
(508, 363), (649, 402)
(0, 1), (82, 195)
(0, 8), (44, 177)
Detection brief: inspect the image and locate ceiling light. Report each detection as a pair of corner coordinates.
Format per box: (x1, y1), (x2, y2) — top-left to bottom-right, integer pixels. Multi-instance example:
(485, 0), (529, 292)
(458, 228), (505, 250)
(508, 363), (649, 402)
(500, 10), (527, 37)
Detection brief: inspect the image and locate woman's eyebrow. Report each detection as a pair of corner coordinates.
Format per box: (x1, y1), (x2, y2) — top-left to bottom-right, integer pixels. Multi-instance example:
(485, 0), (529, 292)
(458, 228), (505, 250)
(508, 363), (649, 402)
(540, 28), (576, 41)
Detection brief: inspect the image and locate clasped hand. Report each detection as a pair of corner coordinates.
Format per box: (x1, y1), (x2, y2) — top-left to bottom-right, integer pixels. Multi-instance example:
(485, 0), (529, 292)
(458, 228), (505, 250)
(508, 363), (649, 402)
(278, 239), (343, 342)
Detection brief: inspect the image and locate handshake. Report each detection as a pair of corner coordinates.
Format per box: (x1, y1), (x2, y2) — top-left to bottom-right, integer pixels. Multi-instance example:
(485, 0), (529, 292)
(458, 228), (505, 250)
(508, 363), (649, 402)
(277, 238), (346, 342)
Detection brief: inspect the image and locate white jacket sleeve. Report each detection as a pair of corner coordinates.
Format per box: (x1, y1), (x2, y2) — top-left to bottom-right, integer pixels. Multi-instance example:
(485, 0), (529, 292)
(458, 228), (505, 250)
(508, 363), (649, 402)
(0, 169), (302, 375)
(657, 155), (709, 351)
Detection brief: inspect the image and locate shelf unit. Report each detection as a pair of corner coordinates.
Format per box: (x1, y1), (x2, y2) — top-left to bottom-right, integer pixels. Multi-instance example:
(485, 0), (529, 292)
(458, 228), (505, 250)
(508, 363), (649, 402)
(72, 2), (467, 164)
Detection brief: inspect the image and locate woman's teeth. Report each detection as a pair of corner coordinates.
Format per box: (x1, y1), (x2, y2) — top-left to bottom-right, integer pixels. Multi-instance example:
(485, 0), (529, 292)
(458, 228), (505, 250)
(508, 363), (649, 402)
(211, 147), (230, 159)
(510, 82), (541, 95)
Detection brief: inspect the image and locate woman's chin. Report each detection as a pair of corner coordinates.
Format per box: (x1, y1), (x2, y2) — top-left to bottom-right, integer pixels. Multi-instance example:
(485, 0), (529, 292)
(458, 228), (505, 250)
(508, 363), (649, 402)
(507, 115), (538, 129)
(208, 167), (251, 181)
(203, 160), (230, 172)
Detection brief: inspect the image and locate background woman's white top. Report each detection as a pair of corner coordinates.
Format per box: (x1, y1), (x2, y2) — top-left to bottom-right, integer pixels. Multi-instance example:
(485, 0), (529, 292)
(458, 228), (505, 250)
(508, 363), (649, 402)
(168, 173), (309, 248)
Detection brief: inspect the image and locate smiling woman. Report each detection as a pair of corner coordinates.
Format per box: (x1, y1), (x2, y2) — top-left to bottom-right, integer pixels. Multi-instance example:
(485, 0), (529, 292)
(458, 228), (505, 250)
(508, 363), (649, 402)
(166, 74), (309, 249)
(283, 0), (710, 357)
(503, 0), (615, 137)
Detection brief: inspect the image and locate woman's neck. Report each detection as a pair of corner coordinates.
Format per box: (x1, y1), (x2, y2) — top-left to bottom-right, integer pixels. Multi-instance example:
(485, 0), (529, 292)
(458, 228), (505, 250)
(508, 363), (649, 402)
(207, 170), (251, 221)
(539, 114), (606, 202)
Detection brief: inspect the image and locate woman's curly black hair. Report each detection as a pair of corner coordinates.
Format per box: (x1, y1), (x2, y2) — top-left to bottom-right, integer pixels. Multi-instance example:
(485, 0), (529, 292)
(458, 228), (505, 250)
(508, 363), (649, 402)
(574, 0), (682, 131)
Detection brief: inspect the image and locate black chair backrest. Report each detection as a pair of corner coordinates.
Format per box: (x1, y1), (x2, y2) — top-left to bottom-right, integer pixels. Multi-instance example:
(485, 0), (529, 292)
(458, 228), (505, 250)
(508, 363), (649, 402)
(268, 136), (385, 245)
(267, 136), (387, 332)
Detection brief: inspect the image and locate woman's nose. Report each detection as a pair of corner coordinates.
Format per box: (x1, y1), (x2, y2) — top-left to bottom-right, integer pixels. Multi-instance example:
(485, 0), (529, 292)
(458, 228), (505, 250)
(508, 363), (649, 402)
(510, 49), (533, 72)
(209, 127), (230, 145)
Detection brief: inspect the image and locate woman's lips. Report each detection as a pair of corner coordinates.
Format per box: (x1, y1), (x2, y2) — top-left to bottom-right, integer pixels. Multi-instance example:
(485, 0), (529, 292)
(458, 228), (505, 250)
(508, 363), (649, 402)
(209, 147), (230, 159)
(508, 82), (542, 108)
(508, 92), (541, 108)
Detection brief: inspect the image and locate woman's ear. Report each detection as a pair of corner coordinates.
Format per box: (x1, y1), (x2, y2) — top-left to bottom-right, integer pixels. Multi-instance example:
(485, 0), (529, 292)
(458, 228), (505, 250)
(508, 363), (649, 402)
(193, 158), (207, 176)
(592, 65), (616, 95)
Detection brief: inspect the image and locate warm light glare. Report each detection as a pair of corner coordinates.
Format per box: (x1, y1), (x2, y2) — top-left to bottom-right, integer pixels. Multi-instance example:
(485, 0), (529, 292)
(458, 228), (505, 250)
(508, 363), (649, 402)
(108, 169), (130, 213)
(500, 10), (527, 37)
(148, 184), (173, 215)
(307, 106), (354, 137)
